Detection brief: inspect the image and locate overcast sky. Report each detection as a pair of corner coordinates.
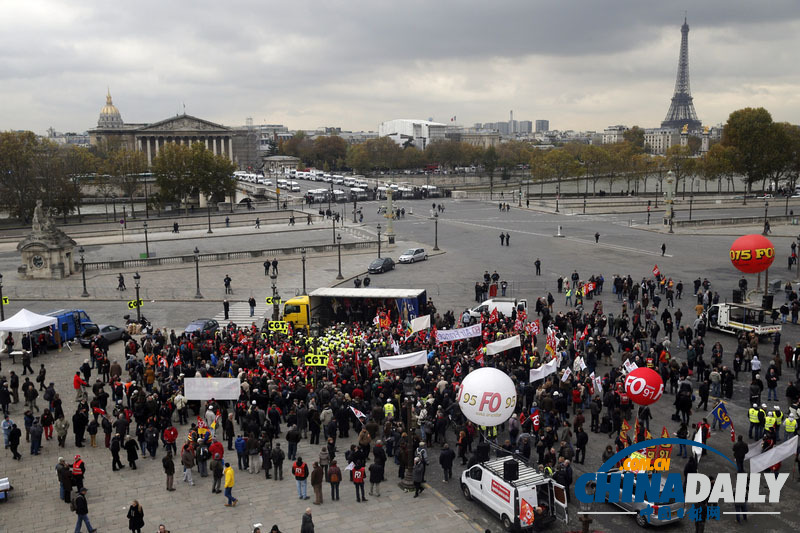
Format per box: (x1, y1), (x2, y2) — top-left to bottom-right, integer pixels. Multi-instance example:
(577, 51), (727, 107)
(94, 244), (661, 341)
(2, 1), (799, 135)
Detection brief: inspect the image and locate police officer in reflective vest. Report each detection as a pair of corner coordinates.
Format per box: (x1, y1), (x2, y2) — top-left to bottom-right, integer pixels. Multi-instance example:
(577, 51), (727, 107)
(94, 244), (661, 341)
(748, 404), (760, 440)
(757, 404), (767, 440)
(784, 416), (797, 441)
(480, 425), (498, 443)
(384, 400), (395, 420)
(774, 406), (784, 442)
(765, 411), (776, 435)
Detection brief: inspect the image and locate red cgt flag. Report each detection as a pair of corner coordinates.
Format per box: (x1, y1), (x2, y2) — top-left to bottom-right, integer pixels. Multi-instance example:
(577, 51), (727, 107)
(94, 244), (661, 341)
(520, 497), (535, 526)
(653, 265), (660, 277)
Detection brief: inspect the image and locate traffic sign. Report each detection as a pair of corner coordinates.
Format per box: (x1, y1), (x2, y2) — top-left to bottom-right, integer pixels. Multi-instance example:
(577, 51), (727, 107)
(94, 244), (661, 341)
(127, 299), (144, 309)
(265, 296), (282, 305)
(1, 296), (8, 305)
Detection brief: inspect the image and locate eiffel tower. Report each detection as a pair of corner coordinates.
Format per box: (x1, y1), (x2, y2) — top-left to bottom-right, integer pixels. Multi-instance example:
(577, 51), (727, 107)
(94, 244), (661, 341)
(661, 17), (701, 131)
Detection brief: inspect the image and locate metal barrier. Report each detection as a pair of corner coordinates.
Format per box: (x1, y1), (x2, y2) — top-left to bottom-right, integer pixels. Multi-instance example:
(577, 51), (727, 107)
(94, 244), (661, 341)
(83, 240), (379, 271)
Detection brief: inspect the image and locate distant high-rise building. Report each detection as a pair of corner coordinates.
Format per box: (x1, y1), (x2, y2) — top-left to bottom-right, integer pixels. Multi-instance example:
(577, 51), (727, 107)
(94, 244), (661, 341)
(519, 121), (533, 134)
(661, 17), (701, 131)
(535, 120), (549, 133)
(496, 122), (510, 135)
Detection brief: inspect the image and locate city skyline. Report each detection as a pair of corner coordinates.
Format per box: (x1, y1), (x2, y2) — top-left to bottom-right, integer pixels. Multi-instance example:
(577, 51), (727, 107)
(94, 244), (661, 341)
(2, 1), (800, 135)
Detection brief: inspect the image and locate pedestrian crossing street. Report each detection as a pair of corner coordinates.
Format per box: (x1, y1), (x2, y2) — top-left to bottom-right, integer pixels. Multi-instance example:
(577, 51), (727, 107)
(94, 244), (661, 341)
(212, 301), (266, 325)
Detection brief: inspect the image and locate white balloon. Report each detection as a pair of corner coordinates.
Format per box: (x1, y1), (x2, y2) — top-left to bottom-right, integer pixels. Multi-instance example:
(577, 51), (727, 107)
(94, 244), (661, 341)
(457, 367), (516, 427)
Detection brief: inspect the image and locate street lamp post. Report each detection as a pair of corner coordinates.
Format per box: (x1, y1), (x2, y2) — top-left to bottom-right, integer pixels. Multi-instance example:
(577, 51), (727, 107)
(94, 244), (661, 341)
(583, 194), (587, 215)
(0, 273), (5, 321)
(270, 273), (279, 321)
(301, 248), (307, 295)
(555, 186), (560, 213)
(786, 193), (790, 216)
(79, 246), (89, 297)
(377, 223), (382, 258)
(331, 216), (336, 244)
(689, 193), (693, 221)
(193, 247), (203, 299)
(763, 200), (770, 235)
(336, 233), (343, 280)
(143, 221), (150, 259)
(433, 212), (440, 251)
(112, 195), (117, 222)
(133, 272), (141, 322)
(207, 195), (213, 234)
(353, 198), (357, 224)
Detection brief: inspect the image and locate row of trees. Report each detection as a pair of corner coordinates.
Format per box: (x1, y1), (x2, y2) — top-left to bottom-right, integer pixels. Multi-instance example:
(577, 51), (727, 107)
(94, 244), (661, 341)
(0, 131), (236, 222)
(278, 107), (800, 196)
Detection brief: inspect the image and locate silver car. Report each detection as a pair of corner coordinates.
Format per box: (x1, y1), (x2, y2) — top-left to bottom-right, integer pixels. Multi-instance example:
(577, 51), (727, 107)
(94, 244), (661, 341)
(603, 469), (687, 527)
(398, 248), (427, 263)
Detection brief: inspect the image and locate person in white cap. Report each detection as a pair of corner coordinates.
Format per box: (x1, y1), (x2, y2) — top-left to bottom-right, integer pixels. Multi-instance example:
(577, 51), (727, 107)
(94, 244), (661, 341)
(784, 416), (797, 442)
(748, 403), (760, 440)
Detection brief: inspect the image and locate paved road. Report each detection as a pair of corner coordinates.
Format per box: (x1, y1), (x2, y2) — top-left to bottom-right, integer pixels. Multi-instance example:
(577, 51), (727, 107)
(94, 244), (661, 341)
(3, 195), (800, 531)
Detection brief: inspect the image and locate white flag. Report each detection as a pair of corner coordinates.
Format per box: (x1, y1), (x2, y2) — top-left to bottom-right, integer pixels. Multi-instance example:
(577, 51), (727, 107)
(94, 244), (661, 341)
(692, 426), (704, 460)
(561, 367), (572, 382)
(744, 439), (764, 461)
(410, 315), (431, 333)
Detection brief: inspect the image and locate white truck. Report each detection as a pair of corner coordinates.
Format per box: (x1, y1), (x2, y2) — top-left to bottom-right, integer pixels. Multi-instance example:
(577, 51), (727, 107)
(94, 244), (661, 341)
(469, 298), (528, 319)
(704, 302), (781, 339)
(461, 457), (568, 531)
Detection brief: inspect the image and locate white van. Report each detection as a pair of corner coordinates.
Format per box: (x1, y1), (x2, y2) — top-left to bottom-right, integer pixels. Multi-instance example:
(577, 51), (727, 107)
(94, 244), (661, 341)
(289, 181), (301, 192)
(461, 458), (568, 531)
(470, 298), (528, 319)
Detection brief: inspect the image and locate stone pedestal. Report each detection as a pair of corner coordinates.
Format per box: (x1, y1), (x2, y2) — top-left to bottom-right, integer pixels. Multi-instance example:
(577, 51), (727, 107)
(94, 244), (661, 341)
(17, 200), (77, 279)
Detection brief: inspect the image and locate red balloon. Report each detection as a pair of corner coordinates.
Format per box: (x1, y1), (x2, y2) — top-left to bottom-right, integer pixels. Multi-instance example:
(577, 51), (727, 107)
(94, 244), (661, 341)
(730, 234), (775, 274)
(624, 367), (664, 406)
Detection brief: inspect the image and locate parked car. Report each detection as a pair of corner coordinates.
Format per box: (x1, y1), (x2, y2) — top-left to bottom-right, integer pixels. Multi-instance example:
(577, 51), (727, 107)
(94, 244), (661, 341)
(78, 323), (125, 348)
(398, 248), (427, 263)
(185, 318), (219, 335)
(368, 257), (395, 274)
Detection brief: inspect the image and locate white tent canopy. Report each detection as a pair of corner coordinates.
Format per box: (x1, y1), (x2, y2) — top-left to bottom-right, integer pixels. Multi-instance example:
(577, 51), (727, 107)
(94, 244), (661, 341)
(0, 309), (58, 333)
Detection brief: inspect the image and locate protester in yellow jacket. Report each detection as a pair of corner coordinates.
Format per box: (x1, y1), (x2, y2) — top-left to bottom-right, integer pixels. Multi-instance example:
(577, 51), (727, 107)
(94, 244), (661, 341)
(223, 462), (238, 507)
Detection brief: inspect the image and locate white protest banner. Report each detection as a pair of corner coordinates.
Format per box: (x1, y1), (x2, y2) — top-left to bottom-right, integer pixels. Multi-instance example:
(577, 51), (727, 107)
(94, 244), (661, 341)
(692, 426), (704, 460)
(378, 350), (429, 371)
(578, 357), (587, 371)
(436, 323), (482, 343)
(184, 377), (240, 400)
(749, 436), (799, 473)
(486, 335), (521, 355)
(410, 315), (431, 333)
(744, 439), (764, 461)
(561, 367), (572, 382)
(594, 375), (603, 396)
(529, 358), (558, 382)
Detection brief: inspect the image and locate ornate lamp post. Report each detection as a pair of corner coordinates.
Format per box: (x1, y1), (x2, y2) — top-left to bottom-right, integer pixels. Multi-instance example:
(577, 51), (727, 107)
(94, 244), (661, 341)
(301, 248), (307, 295)
(143, 221), (150, 259)
(433, 212), (440, 251)
(0, 273), (5, 321)
(207, 195), (213, 234)
(555, 186), (560, 213)
(377, 223), (382, 258)
(399, 376), (416, 491)
(79, 246), (89, 297)
(270, 273), (279, 321)
(336, 233), (343, 280)
(763, 200), (770, 235)
(133, 272), (141, 322)
(193, 247), (203, 299)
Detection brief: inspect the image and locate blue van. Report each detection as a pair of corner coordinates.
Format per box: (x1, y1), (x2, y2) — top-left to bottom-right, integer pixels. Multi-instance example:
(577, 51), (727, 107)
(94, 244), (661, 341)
(45, 309), (93, 344)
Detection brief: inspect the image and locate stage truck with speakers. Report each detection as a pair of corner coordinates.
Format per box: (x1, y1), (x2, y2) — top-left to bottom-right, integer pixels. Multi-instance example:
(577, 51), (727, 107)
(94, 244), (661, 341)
(703, 301), (781, 340)
(460, 456), (569, 531)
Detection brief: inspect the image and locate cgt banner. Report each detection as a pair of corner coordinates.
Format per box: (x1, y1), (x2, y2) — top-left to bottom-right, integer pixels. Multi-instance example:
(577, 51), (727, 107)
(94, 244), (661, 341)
(378, 350), (428, 371)
(436, 323), (482, 343)
(184, 377), (241, 400)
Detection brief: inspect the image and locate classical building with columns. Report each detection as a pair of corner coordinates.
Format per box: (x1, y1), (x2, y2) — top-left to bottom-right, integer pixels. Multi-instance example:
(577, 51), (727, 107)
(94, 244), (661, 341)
(88, 91), (238, 166)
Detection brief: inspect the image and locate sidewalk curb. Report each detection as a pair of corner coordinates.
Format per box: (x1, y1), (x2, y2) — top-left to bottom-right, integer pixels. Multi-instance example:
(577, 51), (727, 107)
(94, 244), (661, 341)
(425, 484), (484, 532)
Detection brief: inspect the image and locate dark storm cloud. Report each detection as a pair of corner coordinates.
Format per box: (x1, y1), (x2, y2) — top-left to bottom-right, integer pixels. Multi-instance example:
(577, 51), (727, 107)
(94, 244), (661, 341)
(1, 0), (799, 132)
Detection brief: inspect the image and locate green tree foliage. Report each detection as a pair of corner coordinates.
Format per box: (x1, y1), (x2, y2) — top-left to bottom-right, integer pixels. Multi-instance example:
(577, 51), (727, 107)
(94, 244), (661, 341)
(623, 126), (646, 150)
(665, 145), (695, 195)
(483, 146), (499, 196)
(312, 135), (348, 170)
(0, 131), (86, 221)
(722, 107), (782, 192)
(103, 148), (147, 218)
(543, 149), (579, 194)
(151, 142), (235, 215)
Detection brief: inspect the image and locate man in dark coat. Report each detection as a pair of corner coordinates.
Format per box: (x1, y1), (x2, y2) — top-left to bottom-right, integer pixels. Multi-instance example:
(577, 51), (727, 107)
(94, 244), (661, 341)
(438, 443), (455, 482)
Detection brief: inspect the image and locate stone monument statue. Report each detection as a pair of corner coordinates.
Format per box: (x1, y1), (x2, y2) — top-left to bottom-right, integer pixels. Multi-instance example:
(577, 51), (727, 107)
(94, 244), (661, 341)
(17, 200), (77, 279)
